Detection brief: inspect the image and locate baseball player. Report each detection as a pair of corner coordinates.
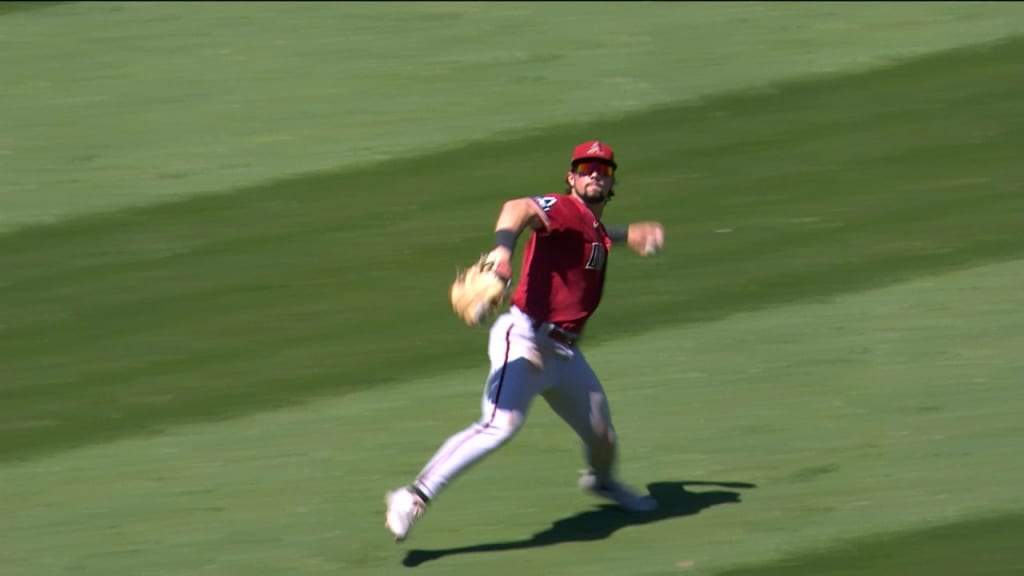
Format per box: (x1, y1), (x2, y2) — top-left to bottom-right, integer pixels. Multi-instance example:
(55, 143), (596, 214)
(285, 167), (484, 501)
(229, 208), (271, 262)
(386, 140), (665, 542)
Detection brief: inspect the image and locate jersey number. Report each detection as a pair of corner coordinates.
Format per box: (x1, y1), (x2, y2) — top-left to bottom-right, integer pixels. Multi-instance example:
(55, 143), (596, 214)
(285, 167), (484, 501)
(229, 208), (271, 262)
(585, 242), (607, 270)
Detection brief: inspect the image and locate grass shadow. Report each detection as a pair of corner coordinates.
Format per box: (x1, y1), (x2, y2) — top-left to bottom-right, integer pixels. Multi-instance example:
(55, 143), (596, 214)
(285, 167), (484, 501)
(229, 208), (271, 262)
(402, 480), (756, 567)
(0, 2), (68, 16)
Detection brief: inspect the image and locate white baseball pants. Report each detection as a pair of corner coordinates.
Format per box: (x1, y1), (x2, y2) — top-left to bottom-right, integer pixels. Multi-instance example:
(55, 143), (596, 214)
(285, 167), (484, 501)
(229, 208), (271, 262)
(413, 306), (617, 501)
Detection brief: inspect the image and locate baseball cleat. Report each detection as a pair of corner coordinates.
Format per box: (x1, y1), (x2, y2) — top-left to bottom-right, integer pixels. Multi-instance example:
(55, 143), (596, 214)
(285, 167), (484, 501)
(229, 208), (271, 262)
(385, 487), (426, 542)
(578, 470), (657, 512)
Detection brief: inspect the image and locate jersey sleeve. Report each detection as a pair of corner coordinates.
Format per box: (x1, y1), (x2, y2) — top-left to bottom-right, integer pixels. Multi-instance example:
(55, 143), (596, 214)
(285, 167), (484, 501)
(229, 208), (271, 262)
(529, 195), (570, 234)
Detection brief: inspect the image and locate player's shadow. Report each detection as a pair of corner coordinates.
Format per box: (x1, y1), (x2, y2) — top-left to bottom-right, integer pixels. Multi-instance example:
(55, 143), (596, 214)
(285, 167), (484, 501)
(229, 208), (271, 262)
(401, 480), (756, 568)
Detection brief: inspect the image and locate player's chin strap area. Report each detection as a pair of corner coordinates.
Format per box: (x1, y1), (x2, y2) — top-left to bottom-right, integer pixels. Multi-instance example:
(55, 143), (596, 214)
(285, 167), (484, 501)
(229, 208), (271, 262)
(581, 190), (614, 205)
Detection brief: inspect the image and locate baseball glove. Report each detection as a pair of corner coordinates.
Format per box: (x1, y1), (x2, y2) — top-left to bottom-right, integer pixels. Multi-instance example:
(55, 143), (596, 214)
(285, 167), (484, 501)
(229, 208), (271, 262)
(449, 251), (512, 327)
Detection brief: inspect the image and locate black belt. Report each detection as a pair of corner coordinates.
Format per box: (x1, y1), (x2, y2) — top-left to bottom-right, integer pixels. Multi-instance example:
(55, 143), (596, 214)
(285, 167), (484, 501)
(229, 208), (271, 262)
(531, 319), (578, 347)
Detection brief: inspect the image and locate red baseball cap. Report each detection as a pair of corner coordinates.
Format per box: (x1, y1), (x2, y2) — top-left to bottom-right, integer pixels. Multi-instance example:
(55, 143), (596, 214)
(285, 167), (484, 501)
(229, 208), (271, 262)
(571, 140), (617, 168)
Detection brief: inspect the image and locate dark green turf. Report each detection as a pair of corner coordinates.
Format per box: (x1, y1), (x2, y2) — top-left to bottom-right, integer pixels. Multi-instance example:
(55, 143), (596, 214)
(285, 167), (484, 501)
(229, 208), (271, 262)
(719, 513), (1024, 576)
(2, 37), (1024, 462)
(0, 1), (65, 16)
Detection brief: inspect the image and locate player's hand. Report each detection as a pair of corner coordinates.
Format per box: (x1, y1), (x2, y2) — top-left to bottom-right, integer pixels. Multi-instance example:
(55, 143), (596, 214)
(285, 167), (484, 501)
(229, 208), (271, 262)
(626, 222), (664, 257)
(485, 246), (514, 280)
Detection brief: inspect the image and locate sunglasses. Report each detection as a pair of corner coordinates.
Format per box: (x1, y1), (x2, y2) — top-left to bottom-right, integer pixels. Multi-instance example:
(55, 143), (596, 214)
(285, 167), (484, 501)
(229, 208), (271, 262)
(572, 162), (615, 177)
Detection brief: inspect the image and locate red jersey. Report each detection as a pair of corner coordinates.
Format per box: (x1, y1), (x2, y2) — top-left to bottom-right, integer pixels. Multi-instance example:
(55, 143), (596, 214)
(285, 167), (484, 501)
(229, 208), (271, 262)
(510, 193), (612, 334)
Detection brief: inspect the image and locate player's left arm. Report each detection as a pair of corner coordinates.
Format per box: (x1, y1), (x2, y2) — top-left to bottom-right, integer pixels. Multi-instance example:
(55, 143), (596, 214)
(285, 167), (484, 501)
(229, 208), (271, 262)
(607, 221), (664, 257)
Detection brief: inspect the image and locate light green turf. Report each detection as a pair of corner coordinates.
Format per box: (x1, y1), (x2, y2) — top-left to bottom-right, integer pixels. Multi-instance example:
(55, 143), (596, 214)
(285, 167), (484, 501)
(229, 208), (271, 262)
(3, 3), (1024, 231)
(3, 258), (1021, 576)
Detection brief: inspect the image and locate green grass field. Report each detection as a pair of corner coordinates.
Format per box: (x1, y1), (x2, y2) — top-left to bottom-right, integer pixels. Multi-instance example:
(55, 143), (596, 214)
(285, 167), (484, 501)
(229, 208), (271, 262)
(2, 3), (1024, 575)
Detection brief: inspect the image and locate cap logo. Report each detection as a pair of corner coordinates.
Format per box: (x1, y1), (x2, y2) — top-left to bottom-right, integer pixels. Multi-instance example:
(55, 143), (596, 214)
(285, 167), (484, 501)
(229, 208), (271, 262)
(587, 142), (603, 155)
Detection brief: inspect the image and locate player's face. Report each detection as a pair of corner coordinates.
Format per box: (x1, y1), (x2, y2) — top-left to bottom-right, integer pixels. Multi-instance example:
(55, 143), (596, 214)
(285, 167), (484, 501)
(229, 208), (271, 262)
(568, 161), (615, 205)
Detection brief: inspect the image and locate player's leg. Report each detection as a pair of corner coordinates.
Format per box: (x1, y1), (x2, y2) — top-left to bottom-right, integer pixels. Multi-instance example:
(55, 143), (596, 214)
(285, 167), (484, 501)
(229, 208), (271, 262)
(386, 312), (548, 540)
(411, 353), (538, 500)
(541, 352), (617, 480)
(541, 351), (656, 511)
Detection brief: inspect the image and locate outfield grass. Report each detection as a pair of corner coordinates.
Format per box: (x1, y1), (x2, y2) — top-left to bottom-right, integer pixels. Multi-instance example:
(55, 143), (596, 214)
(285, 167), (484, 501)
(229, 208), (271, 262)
(3, 34), (1024, 463)
(2, 4), (1024, 576)
(3, 3), (1024, 231)
(720, 514), (1024, 576)
(3, 258), (1022, 575)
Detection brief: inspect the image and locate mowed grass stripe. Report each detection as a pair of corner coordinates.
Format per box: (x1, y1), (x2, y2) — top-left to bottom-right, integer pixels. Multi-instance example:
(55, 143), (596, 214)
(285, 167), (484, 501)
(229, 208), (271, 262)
(0, 1), (65, 16)
(718, 514), (1024, 576)
(2, 258), (1022, 576)
(2, 37), (1024, 462)
(4, 3), (1024, 232)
